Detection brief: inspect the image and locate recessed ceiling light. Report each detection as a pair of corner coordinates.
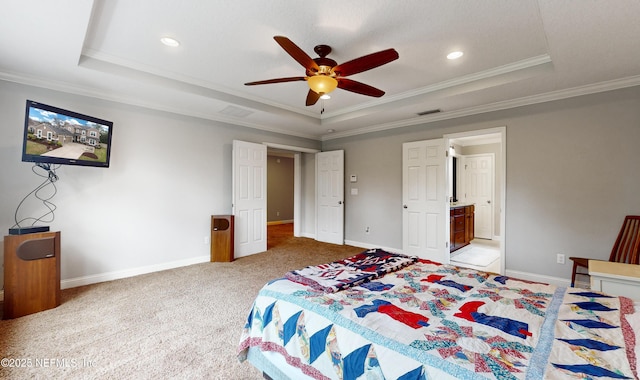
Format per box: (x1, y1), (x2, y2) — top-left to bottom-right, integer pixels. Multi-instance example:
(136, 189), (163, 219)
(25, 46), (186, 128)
(447, 51), (464, 60)
(160, 37), (180, 47)
(320, 94), (331, 100)
(326, 129), (335, 133)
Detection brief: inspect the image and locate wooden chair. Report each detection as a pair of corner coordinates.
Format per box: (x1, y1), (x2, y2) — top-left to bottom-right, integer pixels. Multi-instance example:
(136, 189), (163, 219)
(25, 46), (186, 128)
(569, 215), (640, 287)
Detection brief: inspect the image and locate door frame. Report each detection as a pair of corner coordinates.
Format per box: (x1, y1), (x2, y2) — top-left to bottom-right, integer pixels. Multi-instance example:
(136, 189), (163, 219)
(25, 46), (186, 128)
(262, 142), (320, 238)
(444, 126), (506, 274)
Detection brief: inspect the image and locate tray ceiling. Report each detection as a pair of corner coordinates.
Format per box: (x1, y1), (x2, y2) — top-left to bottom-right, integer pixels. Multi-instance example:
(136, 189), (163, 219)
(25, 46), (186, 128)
(2, 1), (639, 140)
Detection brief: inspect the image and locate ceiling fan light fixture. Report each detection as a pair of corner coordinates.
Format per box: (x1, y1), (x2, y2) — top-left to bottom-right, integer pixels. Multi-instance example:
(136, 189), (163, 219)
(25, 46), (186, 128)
(307, 75), (338, 94)
(320, 94), (331, 100)
(245, 36), (398, 106)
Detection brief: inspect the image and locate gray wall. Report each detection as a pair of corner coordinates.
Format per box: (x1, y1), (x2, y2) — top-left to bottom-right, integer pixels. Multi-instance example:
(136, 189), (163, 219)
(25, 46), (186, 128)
(3, 78), (640, 287)
(267, 155), (294, 222)
(322, 86), (640, 280)
(0, 80), (320, 287)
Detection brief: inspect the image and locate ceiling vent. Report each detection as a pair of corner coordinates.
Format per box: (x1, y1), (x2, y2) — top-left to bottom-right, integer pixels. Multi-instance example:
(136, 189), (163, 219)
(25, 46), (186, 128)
(416, 109), (441, 116)
(219, 105), (253, 118)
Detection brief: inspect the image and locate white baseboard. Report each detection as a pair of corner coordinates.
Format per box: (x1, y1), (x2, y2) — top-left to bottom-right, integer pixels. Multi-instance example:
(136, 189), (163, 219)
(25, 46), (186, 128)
(61, 255), (210, 290)
(344, 240), (402, 254)
(0, 256), (209, 303)
(504, 269), (571, 287)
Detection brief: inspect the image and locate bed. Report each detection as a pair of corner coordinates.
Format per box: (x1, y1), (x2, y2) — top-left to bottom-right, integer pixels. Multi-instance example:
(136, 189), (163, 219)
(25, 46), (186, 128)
(238, 249), (640, 379)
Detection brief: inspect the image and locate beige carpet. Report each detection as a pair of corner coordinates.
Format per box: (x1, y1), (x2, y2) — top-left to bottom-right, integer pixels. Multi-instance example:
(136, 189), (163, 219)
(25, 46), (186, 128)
(0, 232), (362, 379)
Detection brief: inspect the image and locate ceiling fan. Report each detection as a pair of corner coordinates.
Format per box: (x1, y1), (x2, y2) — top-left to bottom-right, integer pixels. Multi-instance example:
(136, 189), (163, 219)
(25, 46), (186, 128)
(245, 36), (399, 106)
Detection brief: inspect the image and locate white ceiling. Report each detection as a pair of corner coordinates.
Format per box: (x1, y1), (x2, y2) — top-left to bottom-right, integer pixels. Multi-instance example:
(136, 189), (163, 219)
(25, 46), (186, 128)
(2, 1), (640, 141)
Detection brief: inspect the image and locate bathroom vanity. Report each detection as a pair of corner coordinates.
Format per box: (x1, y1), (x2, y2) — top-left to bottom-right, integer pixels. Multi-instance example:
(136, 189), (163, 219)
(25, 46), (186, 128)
(450, 204), (474, 252)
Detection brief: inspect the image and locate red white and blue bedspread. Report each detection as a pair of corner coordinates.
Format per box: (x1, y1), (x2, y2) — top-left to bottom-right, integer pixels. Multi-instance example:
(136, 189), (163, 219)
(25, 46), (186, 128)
(238, 251), (637, 380)
(285, 249), (418, 293)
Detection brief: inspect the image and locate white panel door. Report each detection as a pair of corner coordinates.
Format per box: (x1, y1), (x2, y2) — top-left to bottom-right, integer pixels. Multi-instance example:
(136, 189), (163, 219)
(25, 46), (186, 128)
(465, 154), (493, 239)
(402, 139), (448, 263)
(232, 140), (267, 257)
(316, 150), (344, 245)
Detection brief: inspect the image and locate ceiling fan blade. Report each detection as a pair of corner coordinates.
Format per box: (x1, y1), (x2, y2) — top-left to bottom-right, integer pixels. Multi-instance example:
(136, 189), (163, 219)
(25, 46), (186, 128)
(337, 78), (385, 97)
(332, 48), (399, 77)
(273, 36), (320, 72)
(244, 77), (306, 86)
(306, 89), (321, 106)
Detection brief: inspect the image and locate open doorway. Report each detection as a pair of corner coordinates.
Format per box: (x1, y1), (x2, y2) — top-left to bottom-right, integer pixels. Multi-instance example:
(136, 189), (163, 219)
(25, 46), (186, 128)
(267, 152), (295, 249)
(267, 223), (294, 249)
(233, 141), (318, 257)
(445, 128), (505, 274)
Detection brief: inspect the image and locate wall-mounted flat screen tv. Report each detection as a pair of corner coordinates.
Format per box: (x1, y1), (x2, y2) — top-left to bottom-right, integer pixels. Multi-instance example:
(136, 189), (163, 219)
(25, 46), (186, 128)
(22, 100), (113, 168)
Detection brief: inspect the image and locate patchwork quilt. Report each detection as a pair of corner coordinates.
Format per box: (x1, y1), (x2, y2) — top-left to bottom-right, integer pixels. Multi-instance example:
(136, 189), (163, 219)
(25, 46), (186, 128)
(239, 252), (637, 380)
(285, 249), (418, 293)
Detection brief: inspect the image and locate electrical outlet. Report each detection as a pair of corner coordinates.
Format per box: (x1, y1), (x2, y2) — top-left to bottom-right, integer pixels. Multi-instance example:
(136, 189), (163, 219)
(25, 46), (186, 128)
(365, 226), (370, 234)
(204, 236), (210, 245)
(556, 253), (565, 265)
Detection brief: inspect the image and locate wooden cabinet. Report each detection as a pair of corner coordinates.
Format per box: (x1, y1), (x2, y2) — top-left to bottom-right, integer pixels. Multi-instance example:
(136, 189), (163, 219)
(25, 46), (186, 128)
(450, 205), (474, 252)
(465, 205), (475, 243)
(3, 231), (61, 319)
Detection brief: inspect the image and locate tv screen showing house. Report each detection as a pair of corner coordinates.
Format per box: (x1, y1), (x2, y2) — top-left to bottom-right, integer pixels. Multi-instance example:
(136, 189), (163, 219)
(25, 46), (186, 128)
(22, 100), (113, 168)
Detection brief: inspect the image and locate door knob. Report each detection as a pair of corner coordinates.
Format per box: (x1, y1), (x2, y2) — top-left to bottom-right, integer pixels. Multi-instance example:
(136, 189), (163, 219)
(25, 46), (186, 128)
(338, 201), (343, 205)
(403, 205), (408, 209)
(487, 200), (491, 204)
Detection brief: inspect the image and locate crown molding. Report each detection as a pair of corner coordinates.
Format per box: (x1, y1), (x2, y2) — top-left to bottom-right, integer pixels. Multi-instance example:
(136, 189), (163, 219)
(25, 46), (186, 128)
(3, 68), (640, 143)
(322, 74), (640, 141)
(0, 71), (320, 141)
(319, 54), (553, 121)
(80, 49), (321, 120)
